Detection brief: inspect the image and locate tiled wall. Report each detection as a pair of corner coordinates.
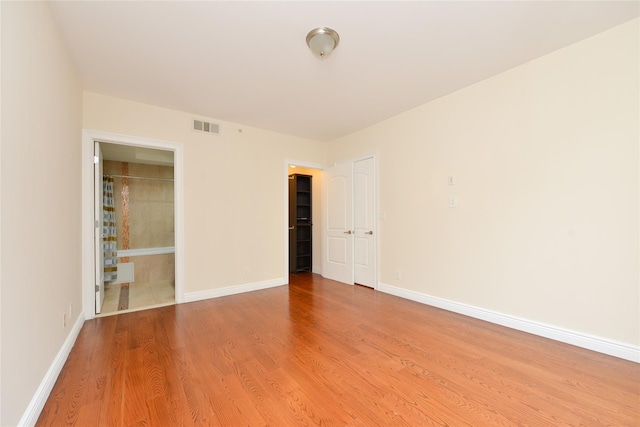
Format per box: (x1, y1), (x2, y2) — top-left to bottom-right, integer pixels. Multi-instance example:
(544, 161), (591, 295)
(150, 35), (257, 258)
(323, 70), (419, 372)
(104, 161), (175, 285)
(128, 253), (175, 284)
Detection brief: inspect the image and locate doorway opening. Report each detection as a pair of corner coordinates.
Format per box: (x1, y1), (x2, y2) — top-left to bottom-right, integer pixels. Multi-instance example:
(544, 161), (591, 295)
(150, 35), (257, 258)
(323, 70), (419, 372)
(287, 164), (323, 276)
(284, 154), (378, 289)
(98, 142), (176, 315)
(82, 130), (184, 320)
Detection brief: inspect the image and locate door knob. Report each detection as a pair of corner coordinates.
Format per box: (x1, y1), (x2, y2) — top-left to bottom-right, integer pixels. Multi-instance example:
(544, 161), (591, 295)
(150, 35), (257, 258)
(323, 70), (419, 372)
(365, 230), (373, 235)
(289, 226), (294, 230)
(343, 230), (353, 234)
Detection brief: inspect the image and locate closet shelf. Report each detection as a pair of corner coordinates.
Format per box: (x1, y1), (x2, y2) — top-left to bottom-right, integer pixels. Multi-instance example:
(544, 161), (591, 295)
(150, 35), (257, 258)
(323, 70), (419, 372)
(289, 174), (313, 273)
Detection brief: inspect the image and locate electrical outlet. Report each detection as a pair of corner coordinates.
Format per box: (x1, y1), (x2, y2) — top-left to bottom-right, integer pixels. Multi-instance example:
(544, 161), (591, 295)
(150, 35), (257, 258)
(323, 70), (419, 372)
(449, 196), (458, 208)
(243, 267), (249, 277)
(394, 269), (402, 280)
(448, 176), (455, 185)
(63, 313), (67, 328)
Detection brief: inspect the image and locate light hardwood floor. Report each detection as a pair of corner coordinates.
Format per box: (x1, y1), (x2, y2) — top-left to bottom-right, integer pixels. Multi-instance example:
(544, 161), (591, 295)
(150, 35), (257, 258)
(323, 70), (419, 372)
(37, 273), (639, 426)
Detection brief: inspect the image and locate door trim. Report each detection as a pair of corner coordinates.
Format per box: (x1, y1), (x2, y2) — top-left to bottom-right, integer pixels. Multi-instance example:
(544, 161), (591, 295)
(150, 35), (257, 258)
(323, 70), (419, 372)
(94, 142), (104, 313)
(82, 129), (185, 320)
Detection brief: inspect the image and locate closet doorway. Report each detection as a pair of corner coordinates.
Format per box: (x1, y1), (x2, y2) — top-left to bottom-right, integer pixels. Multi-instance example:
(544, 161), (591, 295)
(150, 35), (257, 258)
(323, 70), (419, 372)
(322, 155), (377, 288)
(287, 164), (323, 276)
(284, 154), (378, 289)
(82, 130), (184, 321)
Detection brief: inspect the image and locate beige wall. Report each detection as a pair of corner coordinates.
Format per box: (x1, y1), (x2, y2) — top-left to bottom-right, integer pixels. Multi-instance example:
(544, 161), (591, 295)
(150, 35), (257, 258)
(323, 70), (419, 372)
(84, 92), (327, 293)
(1, 2), (83, 425)
(328, 19), (639, 346)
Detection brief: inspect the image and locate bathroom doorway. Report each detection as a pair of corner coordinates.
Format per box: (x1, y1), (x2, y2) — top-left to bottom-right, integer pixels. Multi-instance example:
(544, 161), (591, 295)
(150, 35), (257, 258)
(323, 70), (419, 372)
(82, 130), (184, 320)
(97, 142), (176, 315)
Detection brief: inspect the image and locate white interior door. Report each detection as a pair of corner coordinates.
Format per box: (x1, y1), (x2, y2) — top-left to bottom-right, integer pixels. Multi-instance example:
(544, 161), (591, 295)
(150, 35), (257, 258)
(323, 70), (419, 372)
(322, 163), (354, 284)
(354, 157), (376, 288)
(94, 142), (105, 314)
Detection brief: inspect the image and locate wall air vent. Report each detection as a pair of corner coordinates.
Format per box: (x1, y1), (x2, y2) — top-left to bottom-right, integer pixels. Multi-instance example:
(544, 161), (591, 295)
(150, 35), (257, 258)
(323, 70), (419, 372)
(193, 119), (220, 135)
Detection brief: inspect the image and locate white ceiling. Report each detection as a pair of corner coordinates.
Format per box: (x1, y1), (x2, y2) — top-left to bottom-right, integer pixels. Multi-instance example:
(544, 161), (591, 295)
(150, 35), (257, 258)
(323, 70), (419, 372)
(50, 1), (639, 142)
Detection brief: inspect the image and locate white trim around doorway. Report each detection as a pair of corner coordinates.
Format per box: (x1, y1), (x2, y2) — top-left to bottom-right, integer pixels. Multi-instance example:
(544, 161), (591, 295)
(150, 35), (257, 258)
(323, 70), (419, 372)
(81, 129), (185, 320)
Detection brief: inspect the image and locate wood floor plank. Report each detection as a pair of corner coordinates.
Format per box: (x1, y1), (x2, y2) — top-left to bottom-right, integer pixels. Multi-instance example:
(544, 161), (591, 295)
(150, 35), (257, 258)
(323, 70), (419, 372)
(100, 328), (127, 426)
(37, 273), (640, 426)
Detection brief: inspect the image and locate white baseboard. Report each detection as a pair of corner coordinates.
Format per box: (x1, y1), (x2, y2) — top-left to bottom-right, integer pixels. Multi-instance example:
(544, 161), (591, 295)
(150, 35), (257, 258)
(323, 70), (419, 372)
(377, 282), (640, 363)
(19, 312), (85, 427)
(184, 278), (286, 303)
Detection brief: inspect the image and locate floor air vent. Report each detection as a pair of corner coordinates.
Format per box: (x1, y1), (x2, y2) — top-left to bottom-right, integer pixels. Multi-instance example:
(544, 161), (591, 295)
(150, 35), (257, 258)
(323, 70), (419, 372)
(193, 119), (220, 135)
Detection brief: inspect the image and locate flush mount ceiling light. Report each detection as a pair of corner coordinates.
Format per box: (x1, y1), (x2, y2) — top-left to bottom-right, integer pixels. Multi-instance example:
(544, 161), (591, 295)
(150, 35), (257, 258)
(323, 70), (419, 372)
(306, 27), (340, 59)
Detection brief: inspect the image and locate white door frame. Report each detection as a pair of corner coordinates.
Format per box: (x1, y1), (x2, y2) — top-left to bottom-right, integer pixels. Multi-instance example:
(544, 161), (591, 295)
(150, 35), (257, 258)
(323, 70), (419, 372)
(82, 129), (185, 320)
(94, 142), (105, 313)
